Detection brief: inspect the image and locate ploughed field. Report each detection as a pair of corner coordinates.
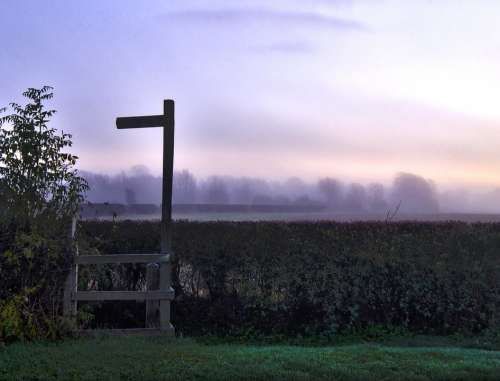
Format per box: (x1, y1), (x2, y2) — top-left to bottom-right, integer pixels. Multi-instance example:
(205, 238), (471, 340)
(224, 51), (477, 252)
(170, 211), (500, 222)
(80, 202), (500, 222)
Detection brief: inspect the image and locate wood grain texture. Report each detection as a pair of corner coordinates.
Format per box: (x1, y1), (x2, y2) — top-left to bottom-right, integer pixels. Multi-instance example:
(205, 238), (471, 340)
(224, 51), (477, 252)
(116, 115), (165, 129)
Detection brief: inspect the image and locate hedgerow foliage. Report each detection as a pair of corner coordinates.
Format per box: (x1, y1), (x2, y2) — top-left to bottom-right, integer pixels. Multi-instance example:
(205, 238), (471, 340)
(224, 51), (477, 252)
(79, 220), (500, 337)
(0, 87), (87, 342)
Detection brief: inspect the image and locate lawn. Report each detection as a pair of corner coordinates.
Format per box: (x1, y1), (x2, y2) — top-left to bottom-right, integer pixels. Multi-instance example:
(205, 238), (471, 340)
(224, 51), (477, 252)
(1, 336), (500, 381)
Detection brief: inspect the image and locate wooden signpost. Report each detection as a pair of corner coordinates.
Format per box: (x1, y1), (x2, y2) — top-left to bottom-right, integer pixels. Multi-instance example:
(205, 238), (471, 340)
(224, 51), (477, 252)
(116, 100), (175, 255)
(64, 100), (176, 335)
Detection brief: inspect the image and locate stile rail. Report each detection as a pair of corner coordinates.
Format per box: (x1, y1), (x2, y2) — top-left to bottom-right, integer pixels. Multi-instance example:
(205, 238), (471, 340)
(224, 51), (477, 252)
(74, 290), (174, 302)
(75, 254), (170, 265)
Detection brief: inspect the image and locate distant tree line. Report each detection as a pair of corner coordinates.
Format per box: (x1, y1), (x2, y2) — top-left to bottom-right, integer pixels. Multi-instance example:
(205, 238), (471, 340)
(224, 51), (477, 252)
(83, 168), (439, 214)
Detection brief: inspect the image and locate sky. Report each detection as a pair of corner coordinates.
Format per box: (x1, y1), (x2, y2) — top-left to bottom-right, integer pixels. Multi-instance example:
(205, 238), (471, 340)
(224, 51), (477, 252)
(1, 0), (500, 192)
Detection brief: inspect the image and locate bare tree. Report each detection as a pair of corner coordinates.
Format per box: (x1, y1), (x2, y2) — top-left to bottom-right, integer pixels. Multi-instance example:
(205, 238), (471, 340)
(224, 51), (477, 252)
(173, 169), (197, 204)
(344, 183), (367, 212)
(125, 188), (137, 205)
(367, 182), (388, 212)
(202, 176), (229, 204)
(317, 177), (343, 209)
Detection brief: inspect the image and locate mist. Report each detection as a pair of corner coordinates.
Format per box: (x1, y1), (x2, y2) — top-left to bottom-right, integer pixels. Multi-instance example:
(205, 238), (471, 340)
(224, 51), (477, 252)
(81, 167), (500, 214)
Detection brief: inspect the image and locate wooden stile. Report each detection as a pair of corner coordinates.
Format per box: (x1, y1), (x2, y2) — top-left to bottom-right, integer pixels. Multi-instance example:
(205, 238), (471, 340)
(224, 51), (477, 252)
(64, 100), (176, 335)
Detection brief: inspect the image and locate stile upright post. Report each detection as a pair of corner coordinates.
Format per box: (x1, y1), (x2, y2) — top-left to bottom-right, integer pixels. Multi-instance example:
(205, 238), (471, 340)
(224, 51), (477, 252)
(63, 217), (78, 317)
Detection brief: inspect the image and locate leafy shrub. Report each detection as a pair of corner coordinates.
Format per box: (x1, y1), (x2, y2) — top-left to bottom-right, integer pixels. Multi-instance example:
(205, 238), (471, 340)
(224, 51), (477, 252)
(78, 220), (500, 337)
(0, 215), (78, 342)
(0, 87), (87, 342)
(0, 293), (33, 343)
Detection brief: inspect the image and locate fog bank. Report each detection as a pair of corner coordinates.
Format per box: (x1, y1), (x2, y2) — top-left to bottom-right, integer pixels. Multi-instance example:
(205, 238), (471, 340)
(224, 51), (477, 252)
(81, 167), (500, 214)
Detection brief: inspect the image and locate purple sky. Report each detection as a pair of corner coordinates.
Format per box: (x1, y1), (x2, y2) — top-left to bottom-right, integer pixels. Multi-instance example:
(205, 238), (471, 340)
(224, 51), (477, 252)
(2, 0), (499, 191)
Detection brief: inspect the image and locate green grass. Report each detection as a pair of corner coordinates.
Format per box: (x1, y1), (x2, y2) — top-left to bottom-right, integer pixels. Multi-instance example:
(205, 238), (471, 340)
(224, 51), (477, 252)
(1, 337), (500, 381)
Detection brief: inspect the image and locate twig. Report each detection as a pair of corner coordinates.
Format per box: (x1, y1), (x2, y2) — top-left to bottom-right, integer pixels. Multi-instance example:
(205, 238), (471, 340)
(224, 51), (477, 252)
(385, 200), (402, 223)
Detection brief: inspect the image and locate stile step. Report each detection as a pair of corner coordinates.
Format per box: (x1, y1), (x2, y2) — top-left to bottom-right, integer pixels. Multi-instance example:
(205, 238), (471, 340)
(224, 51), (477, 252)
(77, 327), (175, 337)
(76, 254), (170, 265)
(73, 289), (174, 301)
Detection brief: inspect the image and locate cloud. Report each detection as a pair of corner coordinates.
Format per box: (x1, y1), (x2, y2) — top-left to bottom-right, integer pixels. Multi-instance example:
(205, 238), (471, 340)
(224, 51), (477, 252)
(161, 8), (365, 31)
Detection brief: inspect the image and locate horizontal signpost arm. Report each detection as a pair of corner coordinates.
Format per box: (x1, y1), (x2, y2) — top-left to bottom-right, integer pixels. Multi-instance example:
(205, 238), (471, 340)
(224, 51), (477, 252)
(116, 115), (165, 129)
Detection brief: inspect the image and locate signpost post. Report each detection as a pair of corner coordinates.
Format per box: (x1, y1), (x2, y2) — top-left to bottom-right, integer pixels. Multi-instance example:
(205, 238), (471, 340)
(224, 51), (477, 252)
(116, 99), (175, 332)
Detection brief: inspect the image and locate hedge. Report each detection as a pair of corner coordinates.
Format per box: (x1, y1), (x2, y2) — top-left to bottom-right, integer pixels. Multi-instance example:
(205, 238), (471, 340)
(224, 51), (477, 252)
(78, 220), (500, 337)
